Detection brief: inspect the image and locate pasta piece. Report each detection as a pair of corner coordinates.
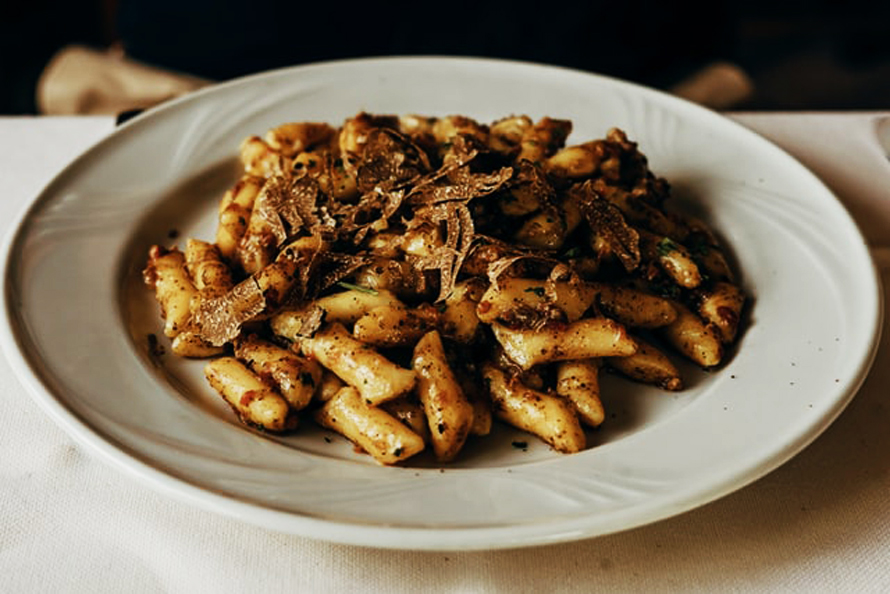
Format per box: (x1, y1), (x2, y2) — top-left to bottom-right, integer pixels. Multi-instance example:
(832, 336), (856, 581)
(239, 136), (287, 178)
(477, 277), (596, 325)
(264, 121), (336, 158)
(185, 239), (234, 299)
(382, 397), (431, 444)
(328, 153), (360, 202)
(412, 331), (474, 462)
(170, 330), (224, 358)
(545, 141), (600, 179)
(555, 359), (605, 427)
(352, 257), (427, 299)
(432, 115), (488, 144)
(640, 230), (702, 289)
(697, 281), (745, 343)
(204, 357), (293, 432)
(353, 305), (431, 348)
(253, 248), (302, 309)
(236, 200), (278, 275)
(234, 334), (322, 411)
(315, 369), (346, 403)
(400, 223), (444, 258)
(514, 206), (567, 250)
(338, 112), (399, 169)
(517, 117), (571, 163)
(468, 394), (492, 436)
(314, 288), (403, 324)
(488, 115), (532, 155)
(300, 323), (416, 405)
(482, 363), (585, 453)
(291, 150), (326, 178)
(438, 279), (485, 343)
(314, 386), (425, 465)
(559, 192), (584, 236)
(269, 305), (324, 343)
(144, 245), (198, 338)
(491, 318), (637, 370)
(591, 283), (677, 328)
(216, 175), (264, 261)
(659, 303), (724, 368)
(607, 336), (683, 390)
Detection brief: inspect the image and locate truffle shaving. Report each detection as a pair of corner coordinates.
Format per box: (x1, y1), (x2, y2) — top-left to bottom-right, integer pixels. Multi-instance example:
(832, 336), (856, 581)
(192, 277), (266, 346)
(355, 128), (430, 194)
(573, 180), (641, 272)
(253, 175), (326, 245)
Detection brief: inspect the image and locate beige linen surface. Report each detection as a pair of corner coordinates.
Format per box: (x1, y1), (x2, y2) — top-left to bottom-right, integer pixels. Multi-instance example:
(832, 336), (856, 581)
(0, 115), (888, 592)
(37, 46), (210, 115)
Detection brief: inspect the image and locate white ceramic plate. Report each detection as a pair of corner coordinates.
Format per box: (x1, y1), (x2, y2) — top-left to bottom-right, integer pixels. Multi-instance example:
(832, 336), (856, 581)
(2, 57), (882, 550)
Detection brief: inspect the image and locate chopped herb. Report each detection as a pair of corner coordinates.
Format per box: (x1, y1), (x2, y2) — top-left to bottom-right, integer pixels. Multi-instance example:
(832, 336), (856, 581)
(307, 159), (317, 167)
(393, 447), (403, 457)
(524, 286), (546, 298)
(656, 237), (680, 257)
(337, 281), (379, 295)
(562, 246), (582, 259)
(511, 441), (528, 450)
(300, 372), (315, 387)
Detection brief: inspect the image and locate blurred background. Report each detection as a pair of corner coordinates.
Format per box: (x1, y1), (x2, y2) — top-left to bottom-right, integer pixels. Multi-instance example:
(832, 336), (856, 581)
(1, 0), (889, 115)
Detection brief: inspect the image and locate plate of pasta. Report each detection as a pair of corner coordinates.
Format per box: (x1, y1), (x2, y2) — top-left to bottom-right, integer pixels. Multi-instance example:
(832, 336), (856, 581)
(2, 57), (881, 550)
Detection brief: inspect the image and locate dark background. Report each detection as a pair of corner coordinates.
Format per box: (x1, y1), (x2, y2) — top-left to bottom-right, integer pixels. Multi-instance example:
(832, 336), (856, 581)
(2, 0), (889, 114)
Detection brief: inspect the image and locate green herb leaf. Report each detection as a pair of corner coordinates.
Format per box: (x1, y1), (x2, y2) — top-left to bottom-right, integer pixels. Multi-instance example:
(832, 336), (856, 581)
(524, 286), (546, 298)
(562, 246), (582, 259)
(656, 237), (680, 257)
(337, 281), (379, 295)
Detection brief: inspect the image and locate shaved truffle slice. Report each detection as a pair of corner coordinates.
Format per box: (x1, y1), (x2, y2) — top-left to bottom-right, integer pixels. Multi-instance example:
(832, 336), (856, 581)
(192, 277), (266, 346)
(572, 180), (641, 272)
(252, 175), (337, 246)
(408, 166), (514, 205)
(355, 128), (431, 194)
(407, 135), (513, 205)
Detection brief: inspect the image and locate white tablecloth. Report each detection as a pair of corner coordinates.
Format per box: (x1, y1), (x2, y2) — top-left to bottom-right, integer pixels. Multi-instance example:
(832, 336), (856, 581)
(1, 112), (889, 593)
